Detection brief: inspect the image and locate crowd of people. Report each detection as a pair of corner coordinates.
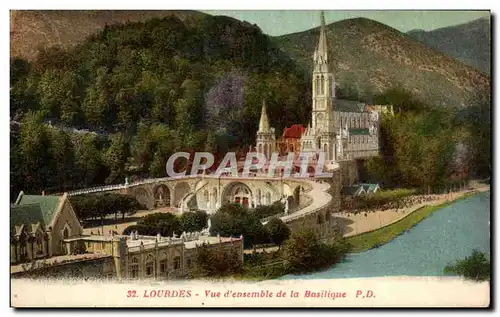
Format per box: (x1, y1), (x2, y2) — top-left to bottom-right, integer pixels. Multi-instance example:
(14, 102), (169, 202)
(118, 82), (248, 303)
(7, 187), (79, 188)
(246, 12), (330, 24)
(342, 193), (443, 215)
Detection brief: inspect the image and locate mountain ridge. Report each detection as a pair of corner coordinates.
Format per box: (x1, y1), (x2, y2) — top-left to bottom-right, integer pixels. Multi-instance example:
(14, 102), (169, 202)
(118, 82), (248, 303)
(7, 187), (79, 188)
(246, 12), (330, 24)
(10, 11), (490, 109)
(10, 10), (208, 61)
(406, 17), (490, 75)
(274, 16), (489, 107)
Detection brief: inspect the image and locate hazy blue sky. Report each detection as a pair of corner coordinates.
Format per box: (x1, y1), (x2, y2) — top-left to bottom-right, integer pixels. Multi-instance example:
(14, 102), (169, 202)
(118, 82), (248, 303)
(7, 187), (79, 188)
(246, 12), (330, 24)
(203, 10), (490, 36)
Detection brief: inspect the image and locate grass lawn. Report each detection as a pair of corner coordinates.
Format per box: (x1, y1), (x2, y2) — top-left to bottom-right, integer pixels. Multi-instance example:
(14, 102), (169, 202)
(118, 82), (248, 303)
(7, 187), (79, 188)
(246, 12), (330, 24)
(346, 191), (478, 253)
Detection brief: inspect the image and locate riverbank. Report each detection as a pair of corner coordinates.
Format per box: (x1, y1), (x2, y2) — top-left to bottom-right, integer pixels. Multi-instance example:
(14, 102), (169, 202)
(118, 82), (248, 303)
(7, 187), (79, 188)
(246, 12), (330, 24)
(337, 185), (489, 238)
(345, 188), (488, 252)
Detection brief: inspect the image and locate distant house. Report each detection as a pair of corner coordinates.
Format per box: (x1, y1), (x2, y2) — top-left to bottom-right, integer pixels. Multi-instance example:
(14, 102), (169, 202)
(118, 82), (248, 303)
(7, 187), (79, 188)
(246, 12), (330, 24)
(341, 185), (366, 197)
(341, 183), (380, 197)
(359, 183), (381, 195)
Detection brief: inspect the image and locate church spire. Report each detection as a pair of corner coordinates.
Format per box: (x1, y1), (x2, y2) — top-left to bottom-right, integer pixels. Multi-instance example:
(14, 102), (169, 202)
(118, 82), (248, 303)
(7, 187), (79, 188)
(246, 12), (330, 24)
(314, 10), (328, 65)
(258, 99), (270, 133)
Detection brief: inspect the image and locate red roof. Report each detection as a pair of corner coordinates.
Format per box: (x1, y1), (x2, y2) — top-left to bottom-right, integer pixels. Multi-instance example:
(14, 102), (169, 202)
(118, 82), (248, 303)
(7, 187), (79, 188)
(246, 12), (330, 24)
(282, 124), (305, 139)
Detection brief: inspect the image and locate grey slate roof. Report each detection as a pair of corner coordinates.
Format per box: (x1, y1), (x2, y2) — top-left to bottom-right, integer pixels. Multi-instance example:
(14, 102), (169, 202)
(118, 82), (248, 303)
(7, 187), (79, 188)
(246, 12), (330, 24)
(334, 99), (366, 113)
(10, 204), (46, 237)
(16, 195), (61, 225)
(341, 185), (364, 196)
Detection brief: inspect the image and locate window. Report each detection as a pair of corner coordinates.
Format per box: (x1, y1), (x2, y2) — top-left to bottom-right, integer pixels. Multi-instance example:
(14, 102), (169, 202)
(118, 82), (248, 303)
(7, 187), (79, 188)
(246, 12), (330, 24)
(187, 259), (192, 268)
(129, 257), (139, 279)
(160, 260), (167, 274)
(36, 232), (43, 255)
(174, 256), (181, 270)
(130, 266), (139, 279)
(145, 255), (154, 277)
(20, 244), (27, 256)
(145, 263), (154, 277)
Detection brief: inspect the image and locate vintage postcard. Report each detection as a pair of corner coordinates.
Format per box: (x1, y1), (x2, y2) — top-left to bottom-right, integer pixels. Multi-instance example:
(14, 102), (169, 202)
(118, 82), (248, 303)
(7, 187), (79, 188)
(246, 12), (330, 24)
(9, 8), (491, 308)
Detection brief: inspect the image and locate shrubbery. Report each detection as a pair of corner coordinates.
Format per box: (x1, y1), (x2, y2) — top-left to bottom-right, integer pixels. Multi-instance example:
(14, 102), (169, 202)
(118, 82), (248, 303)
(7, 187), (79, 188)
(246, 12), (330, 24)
(209, 203), (290, 248)
(122, 210), (208, 236)
(189, 243), (243, 278)
(444, 249), (490, 281)
(71, 193), (144, 222)
(283, 230), (351, 274)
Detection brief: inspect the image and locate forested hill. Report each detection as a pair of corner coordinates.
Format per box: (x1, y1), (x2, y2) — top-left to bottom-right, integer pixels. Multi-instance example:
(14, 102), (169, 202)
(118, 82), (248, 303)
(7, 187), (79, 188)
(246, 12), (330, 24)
(10, 10), (208, 61)
(407, 17), (490, 75)
(274, 17), (490, 108)
(10, 14), (313, 197)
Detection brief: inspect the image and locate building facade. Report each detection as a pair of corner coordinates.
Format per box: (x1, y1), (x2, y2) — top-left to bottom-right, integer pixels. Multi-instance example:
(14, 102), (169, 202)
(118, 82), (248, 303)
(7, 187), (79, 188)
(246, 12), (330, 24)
(256, 11), (381, 163)
(10, 192), (84, 264)
(10, 191), (244, 280)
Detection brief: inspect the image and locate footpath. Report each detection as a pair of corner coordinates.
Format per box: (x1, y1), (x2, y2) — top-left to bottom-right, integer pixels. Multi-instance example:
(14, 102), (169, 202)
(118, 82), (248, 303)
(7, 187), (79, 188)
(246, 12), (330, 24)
(244, 184), (489, 254)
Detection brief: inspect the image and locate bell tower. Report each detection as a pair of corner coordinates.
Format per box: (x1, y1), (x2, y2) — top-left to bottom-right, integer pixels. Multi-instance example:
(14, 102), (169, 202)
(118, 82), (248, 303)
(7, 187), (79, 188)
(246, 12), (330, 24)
(256, 99), (276, 160)
(311, 10), (336, 135)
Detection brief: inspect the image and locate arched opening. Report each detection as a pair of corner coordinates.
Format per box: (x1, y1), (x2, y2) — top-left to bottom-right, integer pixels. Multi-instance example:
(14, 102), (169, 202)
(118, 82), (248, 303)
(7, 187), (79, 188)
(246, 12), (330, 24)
(145, 255), (155, 278)
(129, 257), (139, 279)
(174, 182), (191, 207)
(63, 227), (69, 239)
(159, 252), (168, 276)
(134, 188), (150, 209)
(203, 190), (209, 208)
(222, 182), (253, 208)
(153, 184), (171, 208)
(36, 230), (44, 256)
(211, 188), (218, 209)
(18, 230), (28, 262)
(265, 192), (271, 205)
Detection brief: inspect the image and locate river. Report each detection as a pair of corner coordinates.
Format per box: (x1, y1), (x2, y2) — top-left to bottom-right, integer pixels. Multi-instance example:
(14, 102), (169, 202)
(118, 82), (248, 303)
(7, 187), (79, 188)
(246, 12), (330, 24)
(281, 191), (491, 279)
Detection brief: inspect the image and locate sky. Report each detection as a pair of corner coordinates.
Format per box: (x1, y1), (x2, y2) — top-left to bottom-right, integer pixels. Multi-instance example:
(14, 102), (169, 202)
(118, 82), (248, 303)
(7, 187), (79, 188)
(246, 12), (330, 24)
(202, 10), (490, 36)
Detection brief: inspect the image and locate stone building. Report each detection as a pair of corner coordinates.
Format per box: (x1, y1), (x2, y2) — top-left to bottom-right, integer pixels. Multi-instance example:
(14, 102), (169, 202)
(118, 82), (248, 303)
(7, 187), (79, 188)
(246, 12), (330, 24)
(11, 191), (244, 280)
(255, 11), (381, 163)
(10, 192), (83, 264)
(12, 231), (244, 280)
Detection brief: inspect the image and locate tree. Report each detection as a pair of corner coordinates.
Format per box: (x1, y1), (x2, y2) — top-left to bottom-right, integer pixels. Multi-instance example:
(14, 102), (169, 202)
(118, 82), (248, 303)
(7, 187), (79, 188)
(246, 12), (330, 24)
(73, 133), (107, 188)
(103, 134), (129, 184)
(444, 250), (490, 282)
(137, 212), (182, 237)
(179, 210), (208, 233)
(264, 217), (291, 249)
(209, 203), (269, 248)
(283, 230), (350, 274)
(17, 111), (52, 193)
(190, 242), (242, 278)
(49, 128), (77, 191)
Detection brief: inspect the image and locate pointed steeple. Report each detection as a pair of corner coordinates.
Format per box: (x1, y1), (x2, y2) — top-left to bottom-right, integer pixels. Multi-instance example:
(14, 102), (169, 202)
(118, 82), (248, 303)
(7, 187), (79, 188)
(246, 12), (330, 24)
(258, 99), (270, 133)
(314, 11), (328, 64)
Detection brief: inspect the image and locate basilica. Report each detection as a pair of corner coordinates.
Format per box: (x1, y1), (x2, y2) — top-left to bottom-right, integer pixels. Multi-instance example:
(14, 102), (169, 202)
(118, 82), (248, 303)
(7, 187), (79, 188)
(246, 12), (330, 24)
(255, 12), (382, 164)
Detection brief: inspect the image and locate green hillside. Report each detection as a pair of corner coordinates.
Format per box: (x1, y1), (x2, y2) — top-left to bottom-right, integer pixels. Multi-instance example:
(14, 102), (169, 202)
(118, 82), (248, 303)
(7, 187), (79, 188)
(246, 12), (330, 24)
(407, 17), (490, 75)
(274, 17), (490, 107)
